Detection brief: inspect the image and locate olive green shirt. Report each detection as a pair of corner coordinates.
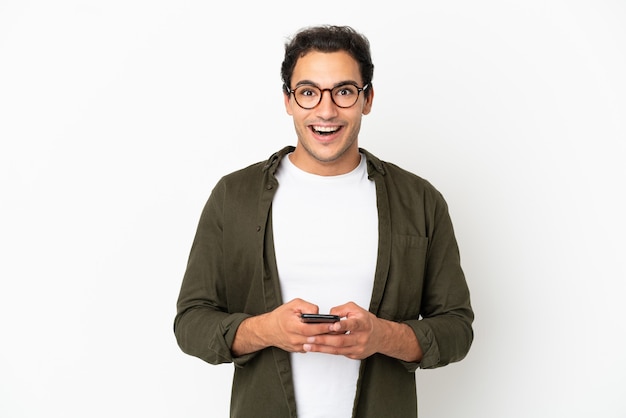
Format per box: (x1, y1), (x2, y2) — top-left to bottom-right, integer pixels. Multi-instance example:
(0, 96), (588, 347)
(174, 146), (474, 417)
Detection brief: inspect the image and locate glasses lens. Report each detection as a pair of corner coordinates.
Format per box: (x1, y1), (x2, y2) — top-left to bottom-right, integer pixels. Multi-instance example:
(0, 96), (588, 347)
(293, 85), (321, 109)
(332, 84), (360, 108)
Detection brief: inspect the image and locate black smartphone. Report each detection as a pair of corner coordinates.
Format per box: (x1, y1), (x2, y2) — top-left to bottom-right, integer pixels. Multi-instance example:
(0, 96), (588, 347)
(300, 313), (341, 323)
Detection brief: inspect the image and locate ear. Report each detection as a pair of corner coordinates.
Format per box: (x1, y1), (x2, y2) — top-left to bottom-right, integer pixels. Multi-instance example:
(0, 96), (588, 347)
(284, 92), (294, 116)
(362, 86), (374, 115)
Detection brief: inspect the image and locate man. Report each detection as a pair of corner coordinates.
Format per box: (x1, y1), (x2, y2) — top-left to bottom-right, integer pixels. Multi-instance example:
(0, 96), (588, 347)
(174, 25), (473, 418)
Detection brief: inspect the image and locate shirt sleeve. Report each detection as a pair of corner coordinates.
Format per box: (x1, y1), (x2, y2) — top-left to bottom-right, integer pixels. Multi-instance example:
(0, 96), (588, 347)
(173, 178), (258, 366)
(406, 189), (474, 370)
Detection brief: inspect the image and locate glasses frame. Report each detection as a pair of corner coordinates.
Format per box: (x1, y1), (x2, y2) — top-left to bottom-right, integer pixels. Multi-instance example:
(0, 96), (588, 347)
(285, 83), (370, 110)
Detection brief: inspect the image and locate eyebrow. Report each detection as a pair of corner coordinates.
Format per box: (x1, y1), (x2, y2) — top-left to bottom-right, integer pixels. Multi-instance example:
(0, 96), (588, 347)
(294, 79), (360, 89)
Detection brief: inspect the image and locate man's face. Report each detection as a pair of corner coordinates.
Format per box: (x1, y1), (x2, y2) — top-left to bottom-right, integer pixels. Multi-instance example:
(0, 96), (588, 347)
(284, 50), (374, 176)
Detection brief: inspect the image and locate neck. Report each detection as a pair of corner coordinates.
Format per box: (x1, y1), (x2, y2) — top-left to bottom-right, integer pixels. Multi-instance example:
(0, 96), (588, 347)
(289, 147), (361, 176)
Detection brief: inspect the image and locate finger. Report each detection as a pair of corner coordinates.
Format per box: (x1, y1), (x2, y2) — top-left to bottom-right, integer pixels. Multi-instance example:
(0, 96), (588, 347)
(303, 337), (363, 358)
(330, 317), (363, 334)
(303, 343), (347, 356)
(329, 304), (352, 317)
(299, 322), (334, 336)
(290, 300), (319, 315)
(306, 334), (372, 360)
(329, 320), (346, 333)
(306, 333), (355, 348)
(330, 302), (365, 320)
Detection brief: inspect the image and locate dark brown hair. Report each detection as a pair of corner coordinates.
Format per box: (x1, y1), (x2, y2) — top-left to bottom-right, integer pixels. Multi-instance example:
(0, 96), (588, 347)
(281, 25), (374, 98)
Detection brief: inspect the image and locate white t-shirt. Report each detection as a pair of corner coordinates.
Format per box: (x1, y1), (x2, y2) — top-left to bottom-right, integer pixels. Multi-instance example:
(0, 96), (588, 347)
(272, 153), (378, 418)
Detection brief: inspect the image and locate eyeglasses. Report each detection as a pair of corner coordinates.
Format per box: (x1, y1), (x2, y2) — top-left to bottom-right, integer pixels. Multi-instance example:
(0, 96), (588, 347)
(286, 83), (369, 109)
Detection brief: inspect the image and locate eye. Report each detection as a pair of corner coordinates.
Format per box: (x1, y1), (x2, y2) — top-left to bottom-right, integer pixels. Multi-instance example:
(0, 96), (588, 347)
(297, 86), (319, 97)
(335, 85), (357, 97)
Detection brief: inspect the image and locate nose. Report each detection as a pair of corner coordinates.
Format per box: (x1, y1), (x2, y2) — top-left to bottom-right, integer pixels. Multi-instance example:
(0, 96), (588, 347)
(315, 90), (339, 118)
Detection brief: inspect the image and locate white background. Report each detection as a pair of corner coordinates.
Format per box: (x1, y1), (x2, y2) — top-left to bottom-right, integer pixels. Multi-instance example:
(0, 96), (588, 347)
(1, 1), (625, 417)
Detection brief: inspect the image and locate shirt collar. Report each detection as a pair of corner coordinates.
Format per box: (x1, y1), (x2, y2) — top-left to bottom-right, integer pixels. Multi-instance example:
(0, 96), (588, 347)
(263, 146), (385, 177)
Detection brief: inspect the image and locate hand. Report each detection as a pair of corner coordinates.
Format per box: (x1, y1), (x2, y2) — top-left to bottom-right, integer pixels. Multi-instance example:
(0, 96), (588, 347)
(232, 298), (337, 356)
(302, 302), (423, 362)
(302, 302), (381, 360)
(266, 298), (339, 353)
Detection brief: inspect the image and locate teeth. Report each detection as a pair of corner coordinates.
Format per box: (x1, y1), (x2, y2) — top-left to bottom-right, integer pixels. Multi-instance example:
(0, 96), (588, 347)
(313, 126), (339, 133)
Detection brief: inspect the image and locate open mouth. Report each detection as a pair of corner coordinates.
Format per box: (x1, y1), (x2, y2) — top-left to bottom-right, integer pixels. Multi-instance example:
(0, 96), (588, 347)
(311, 125), (341, 136)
